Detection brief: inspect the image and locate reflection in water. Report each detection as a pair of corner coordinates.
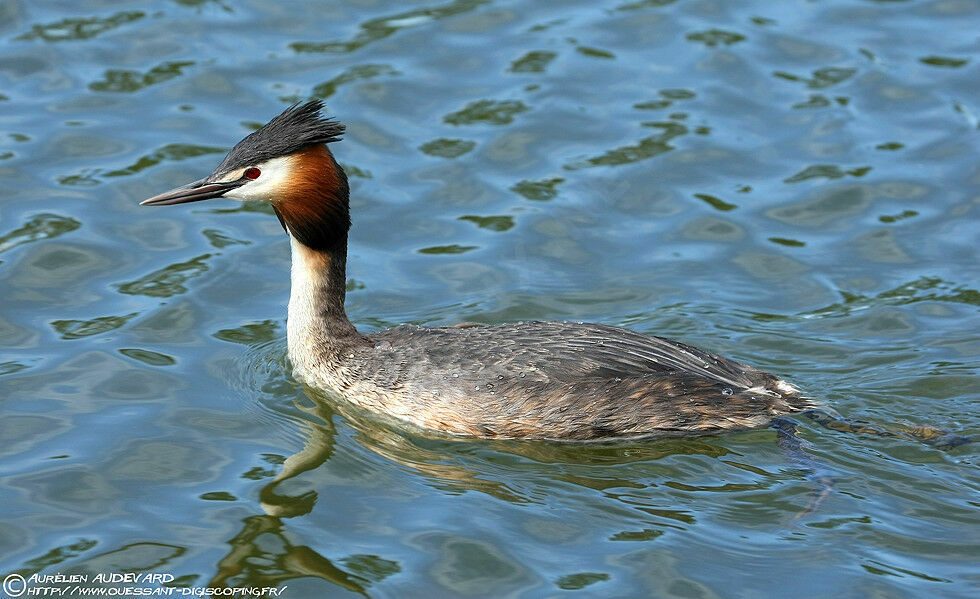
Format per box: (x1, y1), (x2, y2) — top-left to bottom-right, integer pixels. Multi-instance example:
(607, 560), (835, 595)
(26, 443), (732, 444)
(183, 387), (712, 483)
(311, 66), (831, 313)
(734, 276), (980, 324)
(206, 389), (410, 593)
(210, 515), (381, 595)
(117, 254), (211, 298)
(802, 277), (980, 318)
(510, 177), (564, 201)
(8, 539), (98, 580)
(783, 164), (871, 184)
(16, 11), (145, 42)
(0, 214), (81, 255)
(444, 99), (529, 126)
(418, 138), (476, 158)
(310, 64), (400, 101)
(204, 404), (575, 593)
(89, 61), (196, 94)
(694, 193), (737, 212)
(290, 0), (489, 54)
(773, 66), (857, 90)
(103, 144), (226, 178)
(458, 214), (515, 232)
(685, 29), (745, 48)
(565, 121), (687, 169)
(51, 312), (139, 339)
(508, 51), (557, 73)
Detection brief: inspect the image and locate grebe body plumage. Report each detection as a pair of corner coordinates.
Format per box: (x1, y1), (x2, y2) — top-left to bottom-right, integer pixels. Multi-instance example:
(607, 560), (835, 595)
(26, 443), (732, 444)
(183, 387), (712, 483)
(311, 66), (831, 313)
(143, 101), (814, 440)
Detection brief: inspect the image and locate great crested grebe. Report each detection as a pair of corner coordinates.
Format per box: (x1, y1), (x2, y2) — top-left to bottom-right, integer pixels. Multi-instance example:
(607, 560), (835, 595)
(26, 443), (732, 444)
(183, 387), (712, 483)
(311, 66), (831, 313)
(142, 100), (815, 440)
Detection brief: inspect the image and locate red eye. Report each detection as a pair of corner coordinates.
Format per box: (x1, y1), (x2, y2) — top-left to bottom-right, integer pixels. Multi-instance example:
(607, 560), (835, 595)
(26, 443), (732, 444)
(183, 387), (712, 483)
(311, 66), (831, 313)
(244, 167), (261, 180)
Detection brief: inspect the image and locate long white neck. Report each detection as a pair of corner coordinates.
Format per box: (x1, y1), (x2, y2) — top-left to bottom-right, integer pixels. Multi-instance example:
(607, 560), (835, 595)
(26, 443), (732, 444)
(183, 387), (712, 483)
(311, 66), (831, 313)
(286, 236), (360, 373)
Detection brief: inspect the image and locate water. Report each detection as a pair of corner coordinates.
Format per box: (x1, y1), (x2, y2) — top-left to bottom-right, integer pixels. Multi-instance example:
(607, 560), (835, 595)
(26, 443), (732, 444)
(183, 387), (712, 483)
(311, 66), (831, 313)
(1, 0), (978, 597)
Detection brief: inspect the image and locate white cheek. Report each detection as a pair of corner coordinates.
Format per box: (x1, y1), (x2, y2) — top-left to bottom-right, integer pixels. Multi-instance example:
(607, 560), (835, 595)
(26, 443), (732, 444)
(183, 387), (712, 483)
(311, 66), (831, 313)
(223, 155), (294, 202)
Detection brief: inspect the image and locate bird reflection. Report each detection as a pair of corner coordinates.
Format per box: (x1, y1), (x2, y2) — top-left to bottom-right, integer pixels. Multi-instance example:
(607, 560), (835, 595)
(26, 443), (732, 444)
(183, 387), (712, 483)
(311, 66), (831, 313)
(209, 514), (370, 595)
(207, 385), (736, 592)
(208, 390), (390, 593)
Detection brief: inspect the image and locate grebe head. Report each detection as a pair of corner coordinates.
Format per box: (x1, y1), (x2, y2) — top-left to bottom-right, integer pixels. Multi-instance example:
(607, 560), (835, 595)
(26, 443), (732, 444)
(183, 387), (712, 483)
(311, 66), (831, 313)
(141, 100), (350, 251)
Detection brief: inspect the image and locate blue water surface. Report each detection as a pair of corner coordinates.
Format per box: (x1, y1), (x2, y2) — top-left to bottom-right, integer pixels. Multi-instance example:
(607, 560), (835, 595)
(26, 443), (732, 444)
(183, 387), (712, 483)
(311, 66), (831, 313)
(1, 0), (978, 597)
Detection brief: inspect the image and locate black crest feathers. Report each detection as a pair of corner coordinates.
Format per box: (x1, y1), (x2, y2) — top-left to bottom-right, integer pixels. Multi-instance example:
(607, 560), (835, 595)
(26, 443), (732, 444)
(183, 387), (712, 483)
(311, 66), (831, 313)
(212, 100), (345, 177)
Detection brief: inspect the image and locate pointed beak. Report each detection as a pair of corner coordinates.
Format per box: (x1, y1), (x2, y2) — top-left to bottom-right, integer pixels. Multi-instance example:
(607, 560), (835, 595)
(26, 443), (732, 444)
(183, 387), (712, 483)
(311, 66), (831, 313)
(140, 177), (244, 206)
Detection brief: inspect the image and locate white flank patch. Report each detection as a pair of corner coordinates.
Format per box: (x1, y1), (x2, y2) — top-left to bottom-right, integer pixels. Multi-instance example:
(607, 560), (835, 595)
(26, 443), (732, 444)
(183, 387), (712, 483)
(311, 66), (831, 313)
(775, 379), (799, 395)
